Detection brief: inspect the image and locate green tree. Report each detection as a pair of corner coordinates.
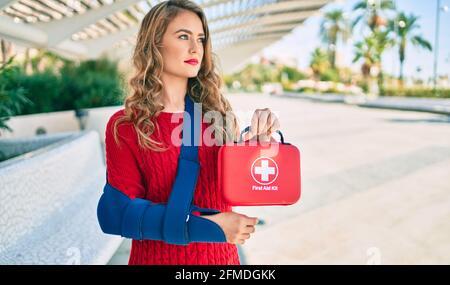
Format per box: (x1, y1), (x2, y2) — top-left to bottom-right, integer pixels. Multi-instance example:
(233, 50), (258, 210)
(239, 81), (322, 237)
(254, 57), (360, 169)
(310, 48), (330, 80)
(388, 12), (432, 83)
(353, 30), (394, 94)
(320, 9), (351, 68)
(0, 58), (32, 133)
(60, 57), (125, 110)
(17, 70), (62, 114)
(352, 0), (396, 32)
(277, 66), (307, 82)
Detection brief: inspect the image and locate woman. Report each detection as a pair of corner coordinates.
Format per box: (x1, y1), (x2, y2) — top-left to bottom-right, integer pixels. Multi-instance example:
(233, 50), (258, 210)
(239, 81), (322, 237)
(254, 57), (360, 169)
(102, 0), (281, 265)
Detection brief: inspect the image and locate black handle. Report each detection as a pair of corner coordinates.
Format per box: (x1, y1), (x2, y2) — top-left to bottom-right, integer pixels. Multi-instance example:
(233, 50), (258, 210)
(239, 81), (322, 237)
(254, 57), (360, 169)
(239, 126), (286, 144)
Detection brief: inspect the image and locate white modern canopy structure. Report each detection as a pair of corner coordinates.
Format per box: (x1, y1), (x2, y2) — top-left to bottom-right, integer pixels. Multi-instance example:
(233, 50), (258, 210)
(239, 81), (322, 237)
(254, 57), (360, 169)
(0, 0), (332, 73)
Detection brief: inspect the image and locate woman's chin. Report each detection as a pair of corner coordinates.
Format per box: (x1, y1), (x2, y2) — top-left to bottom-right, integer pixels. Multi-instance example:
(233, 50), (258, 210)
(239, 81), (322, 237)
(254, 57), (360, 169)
(186, 71), (200, 78)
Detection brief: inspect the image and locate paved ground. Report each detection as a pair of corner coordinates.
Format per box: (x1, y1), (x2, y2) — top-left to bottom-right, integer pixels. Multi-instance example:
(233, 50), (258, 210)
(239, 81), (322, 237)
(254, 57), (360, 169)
(108, 93), (450, 265)
(283, 92), (450, 115)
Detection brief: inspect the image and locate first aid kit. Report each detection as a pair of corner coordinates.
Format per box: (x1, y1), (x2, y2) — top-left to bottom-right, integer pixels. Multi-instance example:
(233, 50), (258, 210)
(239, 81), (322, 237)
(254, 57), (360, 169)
(218, 127), (301, 206)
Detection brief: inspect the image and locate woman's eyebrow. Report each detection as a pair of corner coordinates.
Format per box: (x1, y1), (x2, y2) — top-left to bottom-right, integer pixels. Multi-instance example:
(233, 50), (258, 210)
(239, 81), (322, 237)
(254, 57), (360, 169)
(174, 28), (205, 37)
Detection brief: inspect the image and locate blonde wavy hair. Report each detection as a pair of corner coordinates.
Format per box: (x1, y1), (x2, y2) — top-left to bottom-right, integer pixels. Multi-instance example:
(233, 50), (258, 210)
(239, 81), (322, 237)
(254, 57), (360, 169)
(113, 0), (239, 151)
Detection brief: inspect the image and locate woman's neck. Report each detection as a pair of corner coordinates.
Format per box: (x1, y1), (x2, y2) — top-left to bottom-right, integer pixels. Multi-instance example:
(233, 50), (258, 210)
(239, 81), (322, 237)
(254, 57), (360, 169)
(160, 73), (188, 112)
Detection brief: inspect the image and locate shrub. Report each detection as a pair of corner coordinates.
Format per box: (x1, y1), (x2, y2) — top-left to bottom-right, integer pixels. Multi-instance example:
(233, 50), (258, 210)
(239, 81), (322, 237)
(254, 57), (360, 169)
(383, 87), (450, 98)
(320, 68), (340, 82)
(0, 58), (32, 132)
(4, 56), (125, 116)
(17, 70), (63, 114)
(61, 58), (125, 110)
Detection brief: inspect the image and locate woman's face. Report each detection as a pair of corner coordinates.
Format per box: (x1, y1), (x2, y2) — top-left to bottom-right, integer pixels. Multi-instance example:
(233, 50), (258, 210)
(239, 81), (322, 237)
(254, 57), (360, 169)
(159, 10), (205, 79)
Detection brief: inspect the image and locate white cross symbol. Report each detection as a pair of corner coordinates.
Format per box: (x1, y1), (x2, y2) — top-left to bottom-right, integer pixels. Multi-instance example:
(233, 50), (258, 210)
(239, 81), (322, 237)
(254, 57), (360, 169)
(254, 160), (275, 182)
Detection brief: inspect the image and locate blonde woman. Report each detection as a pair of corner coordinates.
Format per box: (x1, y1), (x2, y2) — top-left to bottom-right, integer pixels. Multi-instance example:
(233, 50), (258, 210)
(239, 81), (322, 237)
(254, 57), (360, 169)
(98, 0), (280, 265)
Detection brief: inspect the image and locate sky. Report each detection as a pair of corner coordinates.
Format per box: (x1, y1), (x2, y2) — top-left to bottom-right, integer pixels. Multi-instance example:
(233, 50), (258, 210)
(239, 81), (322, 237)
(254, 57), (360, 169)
(258, 0), (450, 81)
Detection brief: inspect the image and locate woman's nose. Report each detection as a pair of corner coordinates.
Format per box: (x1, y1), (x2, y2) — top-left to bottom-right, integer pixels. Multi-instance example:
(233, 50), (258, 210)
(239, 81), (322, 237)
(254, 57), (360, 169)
(189, 40), (201, 53)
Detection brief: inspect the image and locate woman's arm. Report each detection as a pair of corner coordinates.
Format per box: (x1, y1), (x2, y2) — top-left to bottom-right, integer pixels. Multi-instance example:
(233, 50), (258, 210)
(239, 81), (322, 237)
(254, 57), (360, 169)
(97, 112), (226, 245)
(97, 182), (226, 243)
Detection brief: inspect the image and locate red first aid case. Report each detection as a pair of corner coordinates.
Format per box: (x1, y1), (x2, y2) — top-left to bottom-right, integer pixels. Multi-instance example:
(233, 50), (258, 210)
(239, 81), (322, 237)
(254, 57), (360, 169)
(217, 127), (301, 206)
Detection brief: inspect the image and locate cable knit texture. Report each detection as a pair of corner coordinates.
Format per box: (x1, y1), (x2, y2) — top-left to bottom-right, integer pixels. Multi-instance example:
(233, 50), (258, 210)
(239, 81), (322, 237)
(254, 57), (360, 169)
(105, 108), (240, 265)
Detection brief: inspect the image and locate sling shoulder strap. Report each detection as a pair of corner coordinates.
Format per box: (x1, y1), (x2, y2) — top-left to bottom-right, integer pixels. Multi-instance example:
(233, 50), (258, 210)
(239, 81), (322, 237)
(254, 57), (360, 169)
(162, 93), (202, 245)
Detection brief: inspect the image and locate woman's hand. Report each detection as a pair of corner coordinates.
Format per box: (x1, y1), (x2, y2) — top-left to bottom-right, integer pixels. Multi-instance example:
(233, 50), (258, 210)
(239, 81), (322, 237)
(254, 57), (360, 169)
(242, 108), (280, 142)
(201, 212), (258, 244)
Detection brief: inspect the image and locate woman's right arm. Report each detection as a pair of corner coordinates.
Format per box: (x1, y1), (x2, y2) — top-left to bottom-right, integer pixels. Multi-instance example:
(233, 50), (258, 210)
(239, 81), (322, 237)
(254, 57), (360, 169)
(97, 112), (227, 245)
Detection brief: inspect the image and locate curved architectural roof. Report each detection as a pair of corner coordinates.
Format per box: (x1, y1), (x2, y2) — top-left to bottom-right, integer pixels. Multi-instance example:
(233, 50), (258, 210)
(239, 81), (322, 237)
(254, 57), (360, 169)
(0, 0), (331, 72)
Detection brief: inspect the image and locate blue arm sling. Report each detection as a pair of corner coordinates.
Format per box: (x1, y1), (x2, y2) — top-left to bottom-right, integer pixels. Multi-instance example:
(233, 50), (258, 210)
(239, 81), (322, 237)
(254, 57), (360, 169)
(97, 94), (227, 245)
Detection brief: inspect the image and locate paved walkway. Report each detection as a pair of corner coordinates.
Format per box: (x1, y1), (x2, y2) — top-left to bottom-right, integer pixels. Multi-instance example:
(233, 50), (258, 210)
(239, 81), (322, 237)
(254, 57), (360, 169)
(109, 93), (450, 265)
(282, 92), (450, 115)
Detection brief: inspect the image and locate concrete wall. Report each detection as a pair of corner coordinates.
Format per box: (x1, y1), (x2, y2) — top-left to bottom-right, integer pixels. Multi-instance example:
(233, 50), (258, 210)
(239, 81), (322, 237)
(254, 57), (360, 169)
(0, 105), (122, 144)
(0, 131), (122, 264)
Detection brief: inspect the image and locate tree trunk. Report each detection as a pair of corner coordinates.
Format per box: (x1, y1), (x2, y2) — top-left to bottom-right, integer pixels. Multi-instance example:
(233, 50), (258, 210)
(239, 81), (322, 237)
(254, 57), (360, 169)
(329, 48), (336, 69)
(330, 38), (337, 69)
(399, 42), (406, 88)
(377, 66), (385, 96)
(1, 39), (6, 64)
(399, 59), (404, 88)
(24, 48), (30, 74)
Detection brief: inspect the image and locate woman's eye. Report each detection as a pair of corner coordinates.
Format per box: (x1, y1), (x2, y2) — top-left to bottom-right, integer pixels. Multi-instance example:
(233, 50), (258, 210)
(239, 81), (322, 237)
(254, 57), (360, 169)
(179, 35), (205, 43)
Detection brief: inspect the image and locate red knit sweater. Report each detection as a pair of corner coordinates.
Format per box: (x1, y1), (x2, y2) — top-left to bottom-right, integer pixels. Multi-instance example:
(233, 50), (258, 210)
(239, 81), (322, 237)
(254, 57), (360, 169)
(104, 109), (240, 265)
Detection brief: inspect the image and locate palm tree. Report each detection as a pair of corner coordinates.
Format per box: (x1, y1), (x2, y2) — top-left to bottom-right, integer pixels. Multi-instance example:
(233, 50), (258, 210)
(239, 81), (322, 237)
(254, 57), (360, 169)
(353, 35), (378, 93)
(353, 30), (394, 94)
(388, 12), (432, 83)
(352, 0), (396, 32)
(310, 48), (330, 80)
(320, 10), (351, 68)
(353, 36), (378, 76)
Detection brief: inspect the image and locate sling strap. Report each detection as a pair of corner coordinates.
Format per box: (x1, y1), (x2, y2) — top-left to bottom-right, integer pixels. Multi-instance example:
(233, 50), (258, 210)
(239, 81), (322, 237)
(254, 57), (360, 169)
(162, 94), (203, 244)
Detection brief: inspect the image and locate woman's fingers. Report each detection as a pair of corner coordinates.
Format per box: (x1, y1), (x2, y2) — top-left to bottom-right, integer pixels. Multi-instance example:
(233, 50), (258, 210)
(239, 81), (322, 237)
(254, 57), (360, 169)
(243, 108), (279, 141)
(241, 233), (251, 239)
(244, 216), (258, 226)
(248, 110), (261, 137)
(229, 215), (258, 244)
(268, 115), (280, 136)
(242, 113), (256, 141)
(266, 111), (273, 135)
(257, 108), (270, 135)
(244, 225), (256, 234)
(237, 234), (251, 245)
